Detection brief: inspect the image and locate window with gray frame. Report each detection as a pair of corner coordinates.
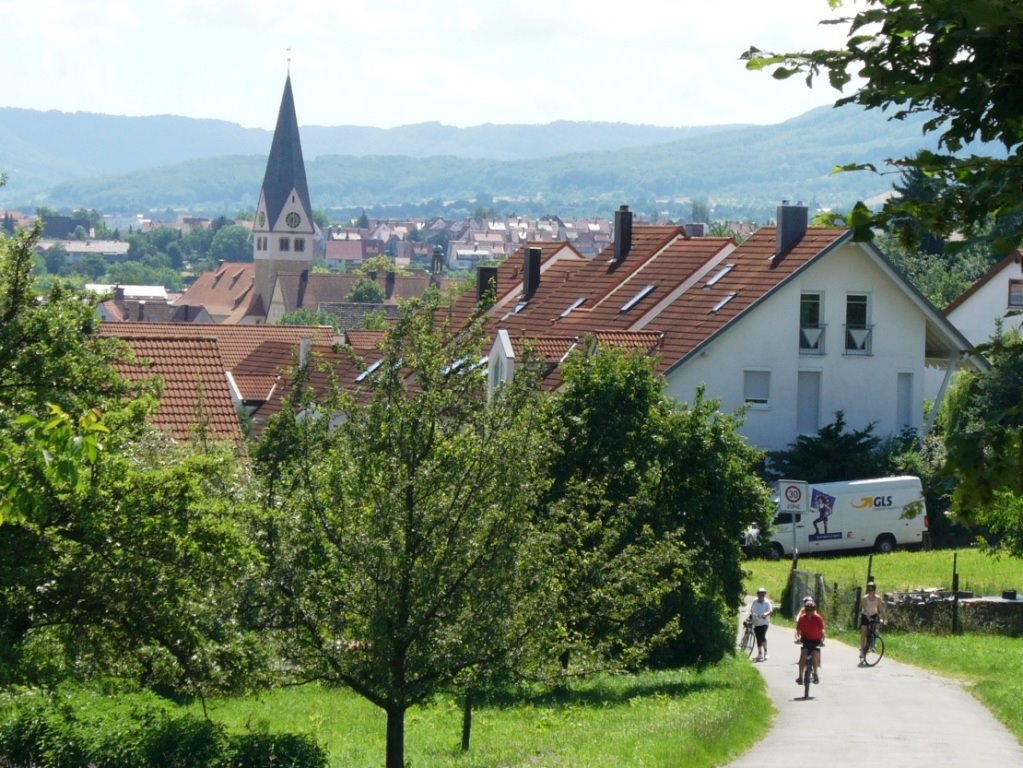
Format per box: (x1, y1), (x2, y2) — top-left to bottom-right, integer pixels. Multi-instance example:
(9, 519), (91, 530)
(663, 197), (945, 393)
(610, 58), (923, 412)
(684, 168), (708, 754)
(844, 293), (872, 354)
(799, 292), (825, 353)
(743, 369), (771, 407)
(1009, 279), (1023, 307)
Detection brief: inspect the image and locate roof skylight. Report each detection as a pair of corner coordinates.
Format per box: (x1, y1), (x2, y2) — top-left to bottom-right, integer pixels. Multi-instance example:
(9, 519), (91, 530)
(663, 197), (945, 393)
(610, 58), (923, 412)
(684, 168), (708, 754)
(706, 264), (735, 287)
(710, 292), (737, 313)
(560, 297), (587, 318)
(356, 359), (383, 382)
(620, 285), (656, 313)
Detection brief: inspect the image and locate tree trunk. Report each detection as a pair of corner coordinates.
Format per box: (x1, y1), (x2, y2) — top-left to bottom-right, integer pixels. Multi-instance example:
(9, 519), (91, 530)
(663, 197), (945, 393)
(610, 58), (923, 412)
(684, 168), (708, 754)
(386, 705), (406, 768)
(461, 692), (473, 752)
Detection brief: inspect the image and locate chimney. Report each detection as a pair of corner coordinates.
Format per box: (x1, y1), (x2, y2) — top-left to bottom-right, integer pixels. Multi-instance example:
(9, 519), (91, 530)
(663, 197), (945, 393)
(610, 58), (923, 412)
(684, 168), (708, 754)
(299, 336), (311, 369)
(523, 246), (541, 298)
(775, 200), (808, 258)
(614, 204), (633, 263)
(477, 265), (499, 307)
(385, 270), (396, 299)
(431, 244), (445, 274)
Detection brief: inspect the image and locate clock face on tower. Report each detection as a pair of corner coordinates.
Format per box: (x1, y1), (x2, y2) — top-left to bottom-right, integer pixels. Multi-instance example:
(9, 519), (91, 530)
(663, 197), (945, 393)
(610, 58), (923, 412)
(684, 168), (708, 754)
(257, 211), (265, 227)
(286, 212), (301, 228)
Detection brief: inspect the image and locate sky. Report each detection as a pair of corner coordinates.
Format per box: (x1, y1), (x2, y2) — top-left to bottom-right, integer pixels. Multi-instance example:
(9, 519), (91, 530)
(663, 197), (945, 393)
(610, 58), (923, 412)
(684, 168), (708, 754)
(2, 0), (854, 131)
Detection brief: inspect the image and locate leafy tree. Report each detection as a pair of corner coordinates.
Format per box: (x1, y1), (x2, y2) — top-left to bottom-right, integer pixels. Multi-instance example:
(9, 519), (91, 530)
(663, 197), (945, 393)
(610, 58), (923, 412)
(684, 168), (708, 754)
(43, 243), (68, 275)
(689, 198), (710, 223)
(277, 307), (340, 330)
(0, 224), (264, 695)
(744, 0), (1023, 255)
(67, 252), (108, 281)
(106, 262), (184, 291)
(209, 224), (253, 263)
(254, 294), (554, 768)
(347, 276), (385, 304)
(540, 346), (772, 672)
(765, 411), (888, 483)
(355, 210), (370, 228)
(939, 329), (1023, 554)
(356, 254), (409, 277)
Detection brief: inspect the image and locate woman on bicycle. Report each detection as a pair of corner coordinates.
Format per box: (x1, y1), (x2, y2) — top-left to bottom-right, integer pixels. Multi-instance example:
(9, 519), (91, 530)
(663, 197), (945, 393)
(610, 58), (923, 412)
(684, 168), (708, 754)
(859, 582), (887, 665)
(795, 600), (825, 685)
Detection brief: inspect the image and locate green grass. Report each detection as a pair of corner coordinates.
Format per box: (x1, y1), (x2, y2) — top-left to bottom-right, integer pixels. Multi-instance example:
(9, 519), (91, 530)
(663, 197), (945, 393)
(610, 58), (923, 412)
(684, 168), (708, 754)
(196, 658), (771, 767)
(743, 547), (1018, 602)
(744, 548), (1023, 747)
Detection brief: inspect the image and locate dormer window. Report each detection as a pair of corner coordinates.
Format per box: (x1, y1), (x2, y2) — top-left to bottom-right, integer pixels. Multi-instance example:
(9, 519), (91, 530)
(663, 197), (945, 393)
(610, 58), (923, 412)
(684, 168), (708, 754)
(620, 285), (655, 313)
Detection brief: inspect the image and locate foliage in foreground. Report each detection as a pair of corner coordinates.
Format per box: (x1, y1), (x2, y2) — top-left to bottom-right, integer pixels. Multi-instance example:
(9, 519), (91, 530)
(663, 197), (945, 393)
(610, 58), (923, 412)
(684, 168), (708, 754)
(746, 0), (1023, 256)
(254, 293), (555, 768)
(0, 687), (326, 768)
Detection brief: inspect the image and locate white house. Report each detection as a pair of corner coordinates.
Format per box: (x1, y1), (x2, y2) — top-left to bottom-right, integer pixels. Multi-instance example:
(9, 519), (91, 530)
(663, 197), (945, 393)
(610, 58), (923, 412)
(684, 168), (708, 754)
(474, 204), (981, 453)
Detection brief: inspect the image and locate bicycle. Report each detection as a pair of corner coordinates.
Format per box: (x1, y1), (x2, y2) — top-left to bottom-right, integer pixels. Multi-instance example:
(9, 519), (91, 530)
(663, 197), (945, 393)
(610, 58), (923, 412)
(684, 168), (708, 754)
(860, 615), (885, 667)
(738, 617), (756, 658)
(796, 639), (823, 699)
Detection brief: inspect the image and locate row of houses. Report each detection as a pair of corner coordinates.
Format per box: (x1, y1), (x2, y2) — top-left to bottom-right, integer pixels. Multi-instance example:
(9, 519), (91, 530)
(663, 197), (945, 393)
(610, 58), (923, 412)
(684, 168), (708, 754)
(91, 73), (1022, 458)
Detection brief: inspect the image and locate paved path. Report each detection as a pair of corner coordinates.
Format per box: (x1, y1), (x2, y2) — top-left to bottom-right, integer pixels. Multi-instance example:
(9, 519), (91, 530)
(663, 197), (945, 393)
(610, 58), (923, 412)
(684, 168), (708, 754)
(726, 608), (1023, 767)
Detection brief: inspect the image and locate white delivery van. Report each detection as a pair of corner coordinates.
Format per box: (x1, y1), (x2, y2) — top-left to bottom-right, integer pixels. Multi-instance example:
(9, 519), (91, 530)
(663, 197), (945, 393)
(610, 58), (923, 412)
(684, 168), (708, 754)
(763, 476), (927, 558)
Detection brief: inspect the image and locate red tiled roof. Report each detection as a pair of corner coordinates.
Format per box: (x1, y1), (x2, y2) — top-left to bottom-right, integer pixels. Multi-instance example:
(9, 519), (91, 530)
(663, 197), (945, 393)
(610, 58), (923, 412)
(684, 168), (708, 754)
(99, 322), (335, 370)
(176, 262), (255, 320)
(114, 336), (242, 442)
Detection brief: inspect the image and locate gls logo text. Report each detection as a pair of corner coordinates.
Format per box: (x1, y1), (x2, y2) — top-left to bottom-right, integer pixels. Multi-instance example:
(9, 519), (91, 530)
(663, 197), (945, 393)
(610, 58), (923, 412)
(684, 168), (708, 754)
(851, 495), (893, 509)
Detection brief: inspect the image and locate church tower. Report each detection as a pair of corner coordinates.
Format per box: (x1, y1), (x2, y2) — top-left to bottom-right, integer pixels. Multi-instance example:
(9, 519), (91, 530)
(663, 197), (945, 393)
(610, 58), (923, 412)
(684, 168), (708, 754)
(253, 74), (315, 321)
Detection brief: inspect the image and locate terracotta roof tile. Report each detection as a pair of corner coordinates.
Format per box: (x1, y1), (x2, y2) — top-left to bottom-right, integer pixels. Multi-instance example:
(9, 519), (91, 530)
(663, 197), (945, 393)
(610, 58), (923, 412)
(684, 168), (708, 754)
(99, 322), (335, 370)
(114, 336), (242, 442)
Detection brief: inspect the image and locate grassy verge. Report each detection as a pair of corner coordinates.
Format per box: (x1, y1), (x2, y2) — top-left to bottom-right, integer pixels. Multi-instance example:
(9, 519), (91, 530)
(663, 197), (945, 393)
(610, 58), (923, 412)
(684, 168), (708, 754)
(197, 657), (771, 767)
(745, 549), (1023, 746)
(742, 547), (1018, 602)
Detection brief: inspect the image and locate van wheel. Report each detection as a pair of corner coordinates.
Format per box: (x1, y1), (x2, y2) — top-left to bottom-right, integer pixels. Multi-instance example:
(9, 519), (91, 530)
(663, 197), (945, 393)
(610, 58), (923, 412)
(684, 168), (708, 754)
(875, 534), (897, 554)
(769, 543), (784, 561)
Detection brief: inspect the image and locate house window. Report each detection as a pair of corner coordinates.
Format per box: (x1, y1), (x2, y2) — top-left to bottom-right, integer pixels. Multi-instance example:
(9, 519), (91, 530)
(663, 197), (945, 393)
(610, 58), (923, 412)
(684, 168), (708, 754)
(897, 372), (913, 429)
(279, 237), (290, 252)
(844, 293), (872, 355)
(799, 292), (825, 354)
(294, 238), (306, 252)
(797, 370), (821, 434)
(1009, 279), (1023, 307)
(743, 369), (771, 408)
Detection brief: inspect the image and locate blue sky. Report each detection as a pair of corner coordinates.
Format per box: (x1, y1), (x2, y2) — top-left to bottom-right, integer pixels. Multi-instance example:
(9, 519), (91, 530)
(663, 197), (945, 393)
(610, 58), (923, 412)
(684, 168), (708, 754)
(3, 0), (853, 129)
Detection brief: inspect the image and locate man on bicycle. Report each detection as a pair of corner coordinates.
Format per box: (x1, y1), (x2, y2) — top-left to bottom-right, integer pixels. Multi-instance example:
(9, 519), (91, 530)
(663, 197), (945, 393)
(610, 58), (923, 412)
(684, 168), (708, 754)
(795, 599), (825, 685)
(859, 581), (887, 665)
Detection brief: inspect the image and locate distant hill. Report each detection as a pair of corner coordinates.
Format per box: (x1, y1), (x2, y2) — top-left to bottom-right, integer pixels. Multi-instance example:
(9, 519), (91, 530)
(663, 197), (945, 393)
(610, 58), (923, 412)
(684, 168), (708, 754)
(0, 104), (941, 220)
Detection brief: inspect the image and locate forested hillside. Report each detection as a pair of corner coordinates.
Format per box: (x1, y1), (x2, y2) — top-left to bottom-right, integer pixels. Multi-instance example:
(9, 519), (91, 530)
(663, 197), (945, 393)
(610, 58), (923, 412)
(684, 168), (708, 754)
(0, 103), (949, 220)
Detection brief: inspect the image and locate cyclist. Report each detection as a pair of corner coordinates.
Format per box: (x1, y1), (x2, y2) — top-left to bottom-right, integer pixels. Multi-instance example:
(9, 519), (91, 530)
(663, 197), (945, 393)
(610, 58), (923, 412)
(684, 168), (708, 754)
(749, 587), (773, 661)
(795, 599), (825, 685)
(859, 581), (887, 665)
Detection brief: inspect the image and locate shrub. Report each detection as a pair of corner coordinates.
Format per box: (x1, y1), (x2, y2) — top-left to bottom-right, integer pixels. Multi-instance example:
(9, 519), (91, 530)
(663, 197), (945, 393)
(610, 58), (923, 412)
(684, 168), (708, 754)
(0, 688), (327, 768)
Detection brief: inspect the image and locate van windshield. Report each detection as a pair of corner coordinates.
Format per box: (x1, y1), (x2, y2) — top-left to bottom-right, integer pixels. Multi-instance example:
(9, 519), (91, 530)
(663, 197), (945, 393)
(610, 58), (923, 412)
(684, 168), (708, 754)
(773, 512), (800, 526)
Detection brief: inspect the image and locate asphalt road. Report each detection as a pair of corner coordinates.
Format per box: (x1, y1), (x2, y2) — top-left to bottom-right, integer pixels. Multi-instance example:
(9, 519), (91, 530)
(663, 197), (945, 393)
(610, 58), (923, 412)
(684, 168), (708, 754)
(726, 609), (1023, 767)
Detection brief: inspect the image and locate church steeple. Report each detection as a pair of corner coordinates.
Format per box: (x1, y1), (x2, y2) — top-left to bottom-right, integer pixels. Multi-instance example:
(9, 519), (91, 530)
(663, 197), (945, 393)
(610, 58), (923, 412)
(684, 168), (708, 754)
(253, 73), (315, 321)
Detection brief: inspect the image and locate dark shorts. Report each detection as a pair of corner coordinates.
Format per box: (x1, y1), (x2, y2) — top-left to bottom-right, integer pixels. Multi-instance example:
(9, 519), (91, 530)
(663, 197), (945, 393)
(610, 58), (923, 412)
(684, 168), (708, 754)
(861, 614), (879, 628)
(800, 639), (823, 651)
(754, 624), (768, 644)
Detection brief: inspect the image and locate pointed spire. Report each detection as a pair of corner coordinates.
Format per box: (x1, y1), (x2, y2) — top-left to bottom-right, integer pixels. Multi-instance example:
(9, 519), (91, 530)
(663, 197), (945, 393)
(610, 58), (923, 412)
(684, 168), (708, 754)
(261, 74), (312, 229)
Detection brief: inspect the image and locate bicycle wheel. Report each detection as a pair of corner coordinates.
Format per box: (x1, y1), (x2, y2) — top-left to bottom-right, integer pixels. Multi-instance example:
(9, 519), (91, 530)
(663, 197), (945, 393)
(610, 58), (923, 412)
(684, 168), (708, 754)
(804, 666), (812, 699)
(863, 633), (885, 666)
(739, 626), (755, 657)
